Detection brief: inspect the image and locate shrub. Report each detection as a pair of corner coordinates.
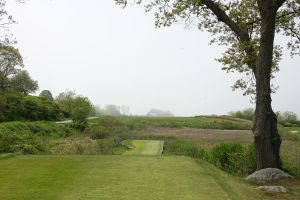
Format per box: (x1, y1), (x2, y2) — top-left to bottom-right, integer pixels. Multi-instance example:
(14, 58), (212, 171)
(95, 136), (123, 154)
(98, 116), (124, 127)
(88, 126), (111, 139)
(22, 144), (39, 154)
(87, 118), (130, 140)
(0, 92), (63, 122)
(0, 131), (24, 153)
(229, 108), (254, 121)
(72, 120), (88, 132)
(209, 143), (256, 174)
(0, 121), (73, 138)
(0, 130), (45, 154)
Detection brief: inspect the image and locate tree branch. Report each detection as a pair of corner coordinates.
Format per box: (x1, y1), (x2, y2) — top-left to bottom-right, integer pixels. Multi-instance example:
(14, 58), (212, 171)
(201, 0), (249, 41)
(200, 0), (256, 71)
(276, 0), (288, 9)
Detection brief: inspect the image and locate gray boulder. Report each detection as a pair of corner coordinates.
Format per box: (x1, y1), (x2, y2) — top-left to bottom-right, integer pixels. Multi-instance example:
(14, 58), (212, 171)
(246, 168), (293, 184)
(256, 186), (288, 193)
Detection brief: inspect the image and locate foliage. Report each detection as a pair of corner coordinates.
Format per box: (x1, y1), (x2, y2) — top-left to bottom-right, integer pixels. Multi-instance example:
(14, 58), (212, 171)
(0, 92), (63, 122)
(0, 130), (24, 153)
(88, 126), (111, 139)
(229, 108), (255, 120)
(0, 130), (45, 154)
(55, 90), (76, 118)
(164, 139), (256, 175)
(97, 116), (125, 127)
(0, 45), (23, 92)
(55, 91), (94, 130)
(0, 121), (73, 138)
(277, 111), (300, 127)
(10, 70), (38, 95)
(209, 143), (256, 174)
(22, 95), (61, 121)
(70, 96), (94, 131)
(230, 108), (300, 127)
(87, 117), (129, 140)
(39, 90), (54, 101)
(55, 91), (94, 123)
(0, 121), (75, 154)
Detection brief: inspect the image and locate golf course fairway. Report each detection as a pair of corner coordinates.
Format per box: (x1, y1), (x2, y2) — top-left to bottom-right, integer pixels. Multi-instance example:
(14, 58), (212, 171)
(0, 155), (265, 200)
(123, 140), (164, 155)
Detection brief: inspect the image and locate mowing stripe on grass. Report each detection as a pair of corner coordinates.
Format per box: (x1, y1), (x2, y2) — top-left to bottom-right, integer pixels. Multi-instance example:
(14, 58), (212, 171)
(123, 140), (164, 156)
(0, 155), (266, 200)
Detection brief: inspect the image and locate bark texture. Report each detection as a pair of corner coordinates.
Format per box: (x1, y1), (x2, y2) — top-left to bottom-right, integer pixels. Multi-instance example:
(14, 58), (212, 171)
(254, 0), (282, 169)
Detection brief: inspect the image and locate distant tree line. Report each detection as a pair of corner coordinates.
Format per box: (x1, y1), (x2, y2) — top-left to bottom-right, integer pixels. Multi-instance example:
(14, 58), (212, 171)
(94, 106), (174, 117)
(146, 109), (174, 117)
(229, 108), (299, 127)
(94, 105), (130, 116)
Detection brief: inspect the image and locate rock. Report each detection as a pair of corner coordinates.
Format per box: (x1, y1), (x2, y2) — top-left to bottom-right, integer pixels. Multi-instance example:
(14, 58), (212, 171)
(246, 168), (293, 184)
(256, 186), (288, 193)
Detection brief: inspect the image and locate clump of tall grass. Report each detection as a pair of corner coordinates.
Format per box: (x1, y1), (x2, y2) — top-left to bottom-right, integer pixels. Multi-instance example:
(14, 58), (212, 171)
(209, 143), (256, 174)
(164, 140), (256, 175)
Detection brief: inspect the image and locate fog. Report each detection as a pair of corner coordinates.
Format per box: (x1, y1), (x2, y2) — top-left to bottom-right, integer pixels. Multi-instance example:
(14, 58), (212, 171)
(6, 0), (300, 116)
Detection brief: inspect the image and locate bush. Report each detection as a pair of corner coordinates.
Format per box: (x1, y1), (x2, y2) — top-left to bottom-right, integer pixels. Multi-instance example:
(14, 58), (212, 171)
(22, 144), (39, 154)
(95, 136), (123, 154)
(0, 121), (75, 154)
(0, 131), (24, 153)
(0, 121), (73, 138)
(229, 108), (254, 121)
(0, 92), (63, 122)
(88, 126), (111, 139)
(209, 143), (256, 174)
(72, 120), (88, 132)
(0, 130), (46, 154)
(98, 116), (125, 127)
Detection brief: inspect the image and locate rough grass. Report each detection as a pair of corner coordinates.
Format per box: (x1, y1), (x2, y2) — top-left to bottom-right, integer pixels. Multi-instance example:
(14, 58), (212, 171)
(122, 140), (164, 156)
(0, 155), (267, 200)
(130, 126), (300, 177)
(88, 116), (253, 130)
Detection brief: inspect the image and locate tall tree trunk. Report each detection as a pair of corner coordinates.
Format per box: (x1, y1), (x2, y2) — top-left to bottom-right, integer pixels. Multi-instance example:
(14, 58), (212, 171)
(254, 3), (281, 169)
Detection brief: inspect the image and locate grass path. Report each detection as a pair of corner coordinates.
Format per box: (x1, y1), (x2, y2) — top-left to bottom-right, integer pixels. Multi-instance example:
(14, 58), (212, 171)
(0, 155), (266, 200)
(123, 140), (164, 156)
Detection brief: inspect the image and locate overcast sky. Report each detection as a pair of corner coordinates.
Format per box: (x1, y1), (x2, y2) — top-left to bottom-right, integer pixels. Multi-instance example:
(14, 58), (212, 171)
(6, 0), (300, 116)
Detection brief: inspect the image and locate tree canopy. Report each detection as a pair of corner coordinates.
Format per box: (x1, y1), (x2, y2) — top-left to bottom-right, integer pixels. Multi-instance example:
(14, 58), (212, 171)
(39, 90), (54, 101)
(0, 45), (23, 92)
(55, 90), (94, 130)
(10, 70), (39, 95)
(115, 0), (300, 97)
